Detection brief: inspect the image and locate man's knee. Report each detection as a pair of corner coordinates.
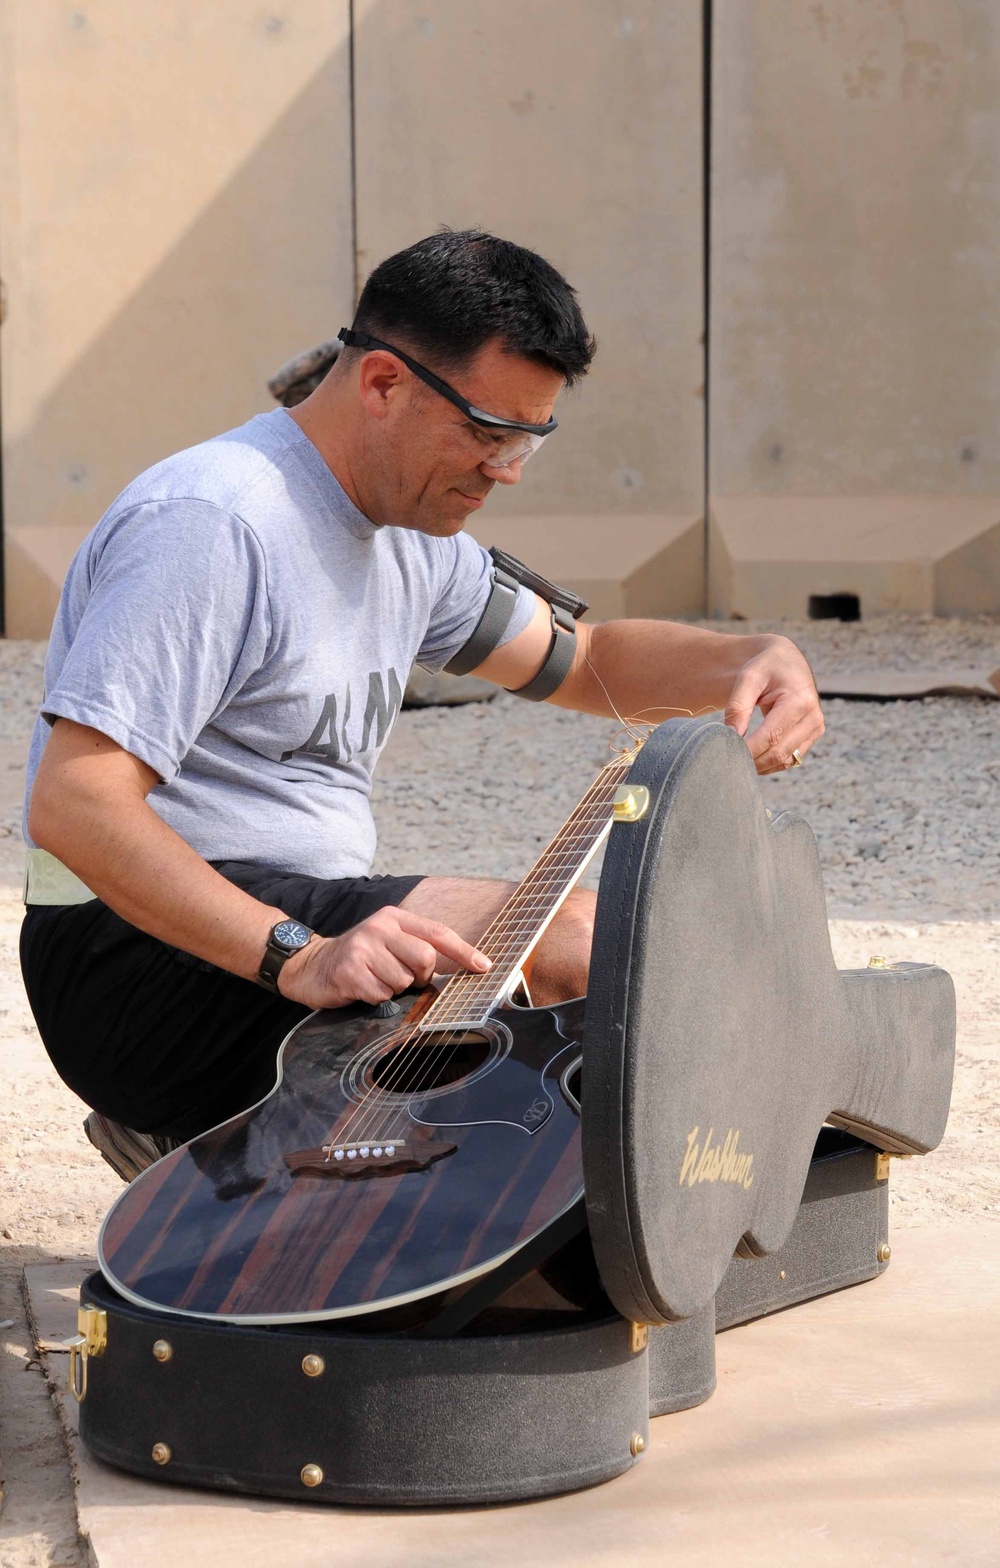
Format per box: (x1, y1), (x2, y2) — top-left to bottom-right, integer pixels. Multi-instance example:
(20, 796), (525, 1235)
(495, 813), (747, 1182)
(530, 886), (595, 1002)
(553, 886), (596, 953)
(398, 876), (518, 952)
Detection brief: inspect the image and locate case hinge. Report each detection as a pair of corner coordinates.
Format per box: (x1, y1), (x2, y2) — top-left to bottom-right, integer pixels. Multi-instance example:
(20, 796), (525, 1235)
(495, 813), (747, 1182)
(629, 1322), (649, 1354)
(875, 1150), (913, 1182)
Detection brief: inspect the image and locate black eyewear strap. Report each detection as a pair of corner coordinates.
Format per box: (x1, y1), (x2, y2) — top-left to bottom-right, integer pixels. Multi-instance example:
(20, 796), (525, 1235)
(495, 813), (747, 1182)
(337, 328), (558, 438)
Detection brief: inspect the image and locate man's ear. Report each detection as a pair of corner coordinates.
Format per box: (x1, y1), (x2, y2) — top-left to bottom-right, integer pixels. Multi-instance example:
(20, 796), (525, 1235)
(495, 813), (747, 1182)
(356, 350), (407, 421)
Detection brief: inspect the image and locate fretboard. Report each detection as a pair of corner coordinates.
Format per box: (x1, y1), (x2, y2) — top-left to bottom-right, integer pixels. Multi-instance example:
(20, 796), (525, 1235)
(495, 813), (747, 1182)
(421, 747), (638, 1027)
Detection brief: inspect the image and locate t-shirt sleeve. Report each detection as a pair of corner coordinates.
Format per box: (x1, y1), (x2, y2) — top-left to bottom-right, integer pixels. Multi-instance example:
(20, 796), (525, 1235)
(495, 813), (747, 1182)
(42, 501), (271, 781)
(415, 532), (536, 673)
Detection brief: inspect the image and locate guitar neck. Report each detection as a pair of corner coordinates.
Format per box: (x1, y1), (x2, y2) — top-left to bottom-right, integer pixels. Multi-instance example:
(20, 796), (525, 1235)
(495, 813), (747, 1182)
(423, 749), (638, 1027)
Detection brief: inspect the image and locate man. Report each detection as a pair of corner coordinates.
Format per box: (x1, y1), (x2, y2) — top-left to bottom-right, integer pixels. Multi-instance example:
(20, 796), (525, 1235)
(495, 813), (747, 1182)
(20, 231), (823, 1178)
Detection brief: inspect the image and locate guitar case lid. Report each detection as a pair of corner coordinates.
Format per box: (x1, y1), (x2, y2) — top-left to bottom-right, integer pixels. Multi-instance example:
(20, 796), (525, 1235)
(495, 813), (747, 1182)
(582, 718), (955, 1327)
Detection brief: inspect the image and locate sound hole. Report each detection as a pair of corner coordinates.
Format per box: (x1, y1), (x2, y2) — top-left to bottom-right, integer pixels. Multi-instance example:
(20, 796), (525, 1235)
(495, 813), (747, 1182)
(367, 1031), (491, 1094)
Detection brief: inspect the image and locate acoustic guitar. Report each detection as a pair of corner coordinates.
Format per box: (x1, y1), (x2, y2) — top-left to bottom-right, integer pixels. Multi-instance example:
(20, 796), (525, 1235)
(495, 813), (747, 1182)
(98, 743), (647, 1324)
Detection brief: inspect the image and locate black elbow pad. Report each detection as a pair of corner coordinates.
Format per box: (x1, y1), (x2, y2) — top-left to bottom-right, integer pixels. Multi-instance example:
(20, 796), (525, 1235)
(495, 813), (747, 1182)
(444, 547), (588, 701)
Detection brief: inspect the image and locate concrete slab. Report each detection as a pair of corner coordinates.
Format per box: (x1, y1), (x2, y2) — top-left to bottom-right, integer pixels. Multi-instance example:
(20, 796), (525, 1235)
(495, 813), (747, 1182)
(709, 496), (1000, 618)
(27, 1225), (1000, 1568)
(814, 667), (1000, 700)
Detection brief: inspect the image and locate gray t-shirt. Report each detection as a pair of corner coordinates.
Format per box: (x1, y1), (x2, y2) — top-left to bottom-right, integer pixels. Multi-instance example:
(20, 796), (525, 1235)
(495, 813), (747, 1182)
(24, 409), (533, 878)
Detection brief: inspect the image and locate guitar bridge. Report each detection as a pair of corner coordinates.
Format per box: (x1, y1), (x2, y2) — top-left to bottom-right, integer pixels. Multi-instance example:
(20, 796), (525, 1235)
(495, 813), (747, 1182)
(284, 1138), (457, 1179)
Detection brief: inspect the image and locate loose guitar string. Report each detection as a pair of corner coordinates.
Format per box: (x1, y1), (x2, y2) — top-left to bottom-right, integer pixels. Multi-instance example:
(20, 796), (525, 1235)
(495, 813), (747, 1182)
(333, 665), (720, 1153)
(339, 758), (632, 1152)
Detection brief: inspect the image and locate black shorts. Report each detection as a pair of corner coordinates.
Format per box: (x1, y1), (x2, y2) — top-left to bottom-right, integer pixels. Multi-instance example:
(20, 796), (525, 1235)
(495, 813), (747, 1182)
(19, 862), (425, 1142)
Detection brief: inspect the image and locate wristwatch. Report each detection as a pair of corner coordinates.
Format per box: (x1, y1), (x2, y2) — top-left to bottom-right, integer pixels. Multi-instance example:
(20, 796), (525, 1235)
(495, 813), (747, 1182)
(256, 918), (314, 994)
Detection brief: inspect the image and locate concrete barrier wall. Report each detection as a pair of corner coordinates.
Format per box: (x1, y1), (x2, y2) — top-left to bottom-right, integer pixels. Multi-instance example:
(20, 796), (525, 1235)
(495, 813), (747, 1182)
(709, 0), (1000, 616)
(353, 0), (706, 622)
(0, 2), (354, 636)
(3, 1), (997, 635)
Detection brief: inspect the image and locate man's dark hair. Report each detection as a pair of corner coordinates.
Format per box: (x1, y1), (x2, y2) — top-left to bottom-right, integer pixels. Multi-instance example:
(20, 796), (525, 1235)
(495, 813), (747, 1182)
(349, 230), (595, 386)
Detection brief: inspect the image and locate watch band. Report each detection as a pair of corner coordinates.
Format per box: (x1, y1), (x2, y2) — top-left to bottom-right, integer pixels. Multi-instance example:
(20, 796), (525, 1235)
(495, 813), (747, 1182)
(256, 922), (314, 994)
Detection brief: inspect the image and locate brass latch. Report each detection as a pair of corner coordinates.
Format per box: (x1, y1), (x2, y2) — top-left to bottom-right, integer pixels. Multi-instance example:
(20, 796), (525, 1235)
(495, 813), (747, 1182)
(613, 785), (650, 824)
(629, 1322), (649, 1354)
(67, 1304), (107, 1403)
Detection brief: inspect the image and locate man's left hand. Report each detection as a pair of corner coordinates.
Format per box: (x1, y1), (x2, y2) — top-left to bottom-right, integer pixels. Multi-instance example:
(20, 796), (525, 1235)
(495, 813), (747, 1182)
(723, 635), (825, 776)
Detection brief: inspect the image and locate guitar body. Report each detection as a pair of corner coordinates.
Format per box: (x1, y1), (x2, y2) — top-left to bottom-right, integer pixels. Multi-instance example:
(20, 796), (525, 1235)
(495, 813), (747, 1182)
(98, 994), (586, 1324)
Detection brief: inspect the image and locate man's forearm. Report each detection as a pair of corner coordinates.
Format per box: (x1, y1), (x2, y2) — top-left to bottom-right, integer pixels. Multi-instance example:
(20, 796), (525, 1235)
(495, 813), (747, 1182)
(28, 719), (493, 1013)
(29, 724), (284, 981)
(553, 619), (781, 722)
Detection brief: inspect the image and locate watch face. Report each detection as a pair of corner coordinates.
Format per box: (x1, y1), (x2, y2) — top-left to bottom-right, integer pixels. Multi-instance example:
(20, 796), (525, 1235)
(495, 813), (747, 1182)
(273, 919), (312, 952)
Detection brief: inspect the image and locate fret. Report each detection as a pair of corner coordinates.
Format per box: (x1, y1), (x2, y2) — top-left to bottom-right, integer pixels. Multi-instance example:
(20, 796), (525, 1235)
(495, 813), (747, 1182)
(420, 750), (637, 1027)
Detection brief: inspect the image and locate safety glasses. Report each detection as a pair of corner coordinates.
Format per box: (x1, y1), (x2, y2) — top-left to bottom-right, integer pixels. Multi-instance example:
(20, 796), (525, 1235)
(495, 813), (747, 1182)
(338, 327), (557, 468)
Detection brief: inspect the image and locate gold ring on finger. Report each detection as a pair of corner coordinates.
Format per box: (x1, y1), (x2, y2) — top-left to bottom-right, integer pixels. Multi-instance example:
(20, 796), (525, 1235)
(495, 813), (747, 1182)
(790, 749), (804, 767)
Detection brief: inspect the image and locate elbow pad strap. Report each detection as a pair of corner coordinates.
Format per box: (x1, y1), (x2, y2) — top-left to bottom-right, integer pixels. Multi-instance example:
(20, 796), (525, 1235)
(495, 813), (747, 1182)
(443, 562), (520, 677)
(507, 602), (578, 702)
(444, 547), (588, 685)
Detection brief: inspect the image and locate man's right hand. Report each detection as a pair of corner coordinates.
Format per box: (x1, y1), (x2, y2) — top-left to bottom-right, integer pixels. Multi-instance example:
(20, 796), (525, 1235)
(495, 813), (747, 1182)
(276, 905), (492, 1010)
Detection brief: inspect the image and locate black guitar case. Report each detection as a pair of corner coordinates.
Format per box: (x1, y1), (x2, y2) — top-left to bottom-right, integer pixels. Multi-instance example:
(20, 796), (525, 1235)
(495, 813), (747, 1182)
(75, 718), (955, 1505)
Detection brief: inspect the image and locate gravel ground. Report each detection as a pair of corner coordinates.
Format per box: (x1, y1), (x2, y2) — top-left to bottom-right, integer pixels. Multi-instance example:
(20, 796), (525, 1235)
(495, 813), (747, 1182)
(373, 690), (1000, 918)
(372, 615), (1000, 922)
(0, 615), (997, 1566)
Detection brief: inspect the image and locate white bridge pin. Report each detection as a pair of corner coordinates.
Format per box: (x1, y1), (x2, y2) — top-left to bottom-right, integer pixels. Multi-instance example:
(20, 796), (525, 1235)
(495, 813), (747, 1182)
(333, 1149), (344, 1160)
(360, 1146), (370, 1158)
(346, 1149), (358, 1160)
(385, 1145), (396, 1156)
(373, 1147), (383, 1157)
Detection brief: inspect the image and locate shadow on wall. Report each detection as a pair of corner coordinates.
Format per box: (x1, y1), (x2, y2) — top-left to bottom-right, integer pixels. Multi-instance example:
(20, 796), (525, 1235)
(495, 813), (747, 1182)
(5, 0), (709, 634)
(5, 45), (353, 636)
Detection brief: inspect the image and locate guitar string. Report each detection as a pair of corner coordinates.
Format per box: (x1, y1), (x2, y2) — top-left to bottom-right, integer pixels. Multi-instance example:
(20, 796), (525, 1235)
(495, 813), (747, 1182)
(371, 678), (722, 1138)
(371, 817), (621, 1146)
(330, 684), (719, 1155)
(349, 758), (634, 1149)
(337, 770), (628, 1152)
(363, 801), (624, 1147)
(359, 843), (619, 1149)
(333, 757), (631, 1152)
(354, 729), (649, 1145)
(329, 820), (623, 1154)
(335, 693), (721, 1160)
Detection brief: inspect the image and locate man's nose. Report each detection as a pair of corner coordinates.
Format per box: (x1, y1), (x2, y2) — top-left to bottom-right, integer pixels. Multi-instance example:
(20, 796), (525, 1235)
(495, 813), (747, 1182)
(480, 457), (522, 486)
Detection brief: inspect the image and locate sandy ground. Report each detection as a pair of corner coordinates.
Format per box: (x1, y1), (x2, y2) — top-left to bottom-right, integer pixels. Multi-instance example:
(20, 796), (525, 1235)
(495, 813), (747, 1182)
(0, 618), (997, 1565)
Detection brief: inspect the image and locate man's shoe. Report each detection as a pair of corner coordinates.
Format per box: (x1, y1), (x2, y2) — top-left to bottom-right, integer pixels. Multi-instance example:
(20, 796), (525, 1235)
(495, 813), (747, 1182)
(83, 1112), (180, 1184)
